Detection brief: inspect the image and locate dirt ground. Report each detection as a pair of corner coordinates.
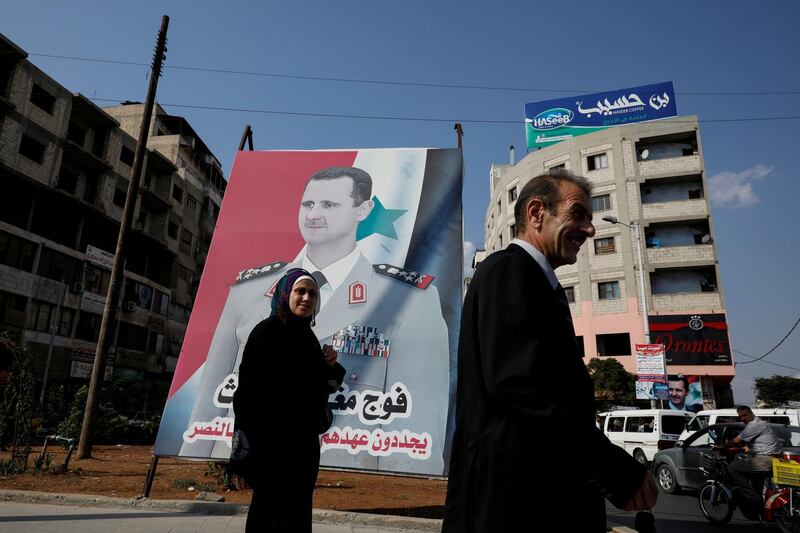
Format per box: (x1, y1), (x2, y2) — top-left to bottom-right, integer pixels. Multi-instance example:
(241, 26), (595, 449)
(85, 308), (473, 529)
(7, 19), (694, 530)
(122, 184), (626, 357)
(0, 444), (447, 519)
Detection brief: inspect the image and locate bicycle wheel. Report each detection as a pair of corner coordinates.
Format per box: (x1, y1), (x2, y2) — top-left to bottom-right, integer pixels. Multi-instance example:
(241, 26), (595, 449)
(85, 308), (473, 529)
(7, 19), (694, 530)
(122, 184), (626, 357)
(698, 482), (734, 524)
(776, 510), (800, 533)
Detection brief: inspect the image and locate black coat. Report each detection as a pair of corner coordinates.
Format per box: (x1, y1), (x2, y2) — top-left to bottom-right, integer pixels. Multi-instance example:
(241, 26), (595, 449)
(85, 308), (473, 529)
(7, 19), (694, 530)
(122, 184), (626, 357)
(232, 315), (345, 531)
(442, 244), (645, 533)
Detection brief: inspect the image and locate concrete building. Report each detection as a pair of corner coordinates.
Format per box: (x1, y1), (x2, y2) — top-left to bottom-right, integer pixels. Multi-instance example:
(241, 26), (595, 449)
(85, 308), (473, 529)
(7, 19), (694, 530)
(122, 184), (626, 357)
(483, 117), (734, 408)
(0, 33), (224, 413)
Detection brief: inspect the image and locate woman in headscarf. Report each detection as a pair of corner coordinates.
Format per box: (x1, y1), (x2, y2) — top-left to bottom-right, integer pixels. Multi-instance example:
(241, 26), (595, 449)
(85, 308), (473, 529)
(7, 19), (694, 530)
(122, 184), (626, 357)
(230, 268), (345, 532)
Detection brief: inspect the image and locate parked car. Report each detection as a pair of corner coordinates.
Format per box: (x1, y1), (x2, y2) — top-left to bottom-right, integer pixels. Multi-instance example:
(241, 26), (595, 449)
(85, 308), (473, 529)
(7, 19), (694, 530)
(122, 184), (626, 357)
(600, 409), (693, 464)
(678, 408), (800, 442)
(652, 422), (800, 494)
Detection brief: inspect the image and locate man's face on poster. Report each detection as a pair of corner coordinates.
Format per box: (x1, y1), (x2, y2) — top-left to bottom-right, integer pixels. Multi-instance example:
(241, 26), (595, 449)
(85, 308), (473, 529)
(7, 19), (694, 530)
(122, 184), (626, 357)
(668, 380), (687, 408)
(298, 176), (372, 245)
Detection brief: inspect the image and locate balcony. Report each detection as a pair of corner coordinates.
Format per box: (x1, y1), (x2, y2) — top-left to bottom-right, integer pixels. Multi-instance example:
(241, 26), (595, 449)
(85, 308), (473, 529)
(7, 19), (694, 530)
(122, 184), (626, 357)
(638, 155), (701, 178)
(642, 199), (707, 221)
(647, 244), (715, 266)
(651, 292), (723, 312)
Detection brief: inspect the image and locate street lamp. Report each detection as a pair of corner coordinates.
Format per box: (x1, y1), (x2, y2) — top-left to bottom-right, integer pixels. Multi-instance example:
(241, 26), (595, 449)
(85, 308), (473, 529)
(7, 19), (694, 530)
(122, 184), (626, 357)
(601, 216), (650, 343)
(602, 216), (660, 408)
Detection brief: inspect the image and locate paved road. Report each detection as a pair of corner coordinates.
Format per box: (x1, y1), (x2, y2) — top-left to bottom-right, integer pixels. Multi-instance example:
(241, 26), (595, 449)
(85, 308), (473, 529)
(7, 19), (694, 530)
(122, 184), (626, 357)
(0, 502), (425, 533)
(607, 490), (778, 532)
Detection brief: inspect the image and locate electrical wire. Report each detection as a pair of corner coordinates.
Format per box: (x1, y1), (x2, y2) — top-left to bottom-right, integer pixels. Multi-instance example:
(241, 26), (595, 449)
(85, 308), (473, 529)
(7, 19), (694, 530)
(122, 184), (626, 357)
(28, 52), (800, 96)
(81, 97), (800, 126)
(736, 316), (800, 365)
(734, 349), (800, 372)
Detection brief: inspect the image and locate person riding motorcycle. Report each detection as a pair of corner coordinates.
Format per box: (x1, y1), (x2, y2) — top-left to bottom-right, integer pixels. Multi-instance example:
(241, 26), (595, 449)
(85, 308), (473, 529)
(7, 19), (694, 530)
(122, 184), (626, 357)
(714, 405), (783, 519)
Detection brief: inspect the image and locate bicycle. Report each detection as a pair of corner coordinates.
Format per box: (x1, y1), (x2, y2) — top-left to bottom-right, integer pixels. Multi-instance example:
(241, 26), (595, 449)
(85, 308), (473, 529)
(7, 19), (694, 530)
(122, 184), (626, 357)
(697, 450), (800, 528)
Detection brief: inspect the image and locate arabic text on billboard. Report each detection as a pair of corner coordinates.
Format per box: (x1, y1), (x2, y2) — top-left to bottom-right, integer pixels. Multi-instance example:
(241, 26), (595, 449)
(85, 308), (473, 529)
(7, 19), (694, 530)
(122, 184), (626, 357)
(154, 148), (463, 477)
(525, 81), (677, 149)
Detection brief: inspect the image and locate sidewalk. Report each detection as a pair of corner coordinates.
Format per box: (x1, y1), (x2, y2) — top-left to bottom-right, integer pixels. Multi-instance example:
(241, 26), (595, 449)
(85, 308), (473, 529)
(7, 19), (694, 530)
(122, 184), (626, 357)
(0, 489), (637, 532)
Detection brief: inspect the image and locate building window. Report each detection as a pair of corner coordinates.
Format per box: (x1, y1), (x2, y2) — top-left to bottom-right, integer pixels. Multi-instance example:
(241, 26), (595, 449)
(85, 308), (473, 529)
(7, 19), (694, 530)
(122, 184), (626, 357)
(124, 279), (154, 309)
(26, 300), (74, 336)
(117, 322), (148, 351)
(564, 286), (575, 303)
(119, 146), (135, 167)
(186, 195), (198, 212)
(509, 224), (516, 240)
(508, 186), (518, 203)
(67, 122), (87, 146)
(575, 335), (585, 357)
(153, 290), (170, 315)
(550, 163), (566, 170)
(587, 152), (608, 171)
(598, 281), (621, 300)
(172, 184), (183, 203)
(147, 331), (165, 355)
(594, 237), (616, 255)
(18, 135), (46, 163)
(167, 221), (179, 239)
(29, 83), (56, 114)
(0, 231), (36, 272)
(688, 188), (704, 199)
(113, 188), (127, 207)
(57, 168), (79, 195)
(179, 230), (193, 255)
(592, 194), (612, 212)
(75, 312), (102, 342)
(596, 332), (631, 356)
(37, 247), (82, 284)
(85, 265), (111, 296)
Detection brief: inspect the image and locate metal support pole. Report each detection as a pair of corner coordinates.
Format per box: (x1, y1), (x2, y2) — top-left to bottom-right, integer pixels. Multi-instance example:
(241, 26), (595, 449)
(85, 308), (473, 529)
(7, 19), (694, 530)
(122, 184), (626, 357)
(77, 15), (169, 459)
(238, 125), (254, 151)
(141, 455), (159, 498)
(454, 123), (463, 149)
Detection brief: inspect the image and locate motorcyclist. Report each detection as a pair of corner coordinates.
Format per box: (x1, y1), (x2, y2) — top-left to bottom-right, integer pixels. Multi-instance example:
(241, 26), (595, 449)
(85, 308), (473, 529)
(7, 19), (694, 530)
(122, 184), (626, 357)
(714, 405), (782, 519)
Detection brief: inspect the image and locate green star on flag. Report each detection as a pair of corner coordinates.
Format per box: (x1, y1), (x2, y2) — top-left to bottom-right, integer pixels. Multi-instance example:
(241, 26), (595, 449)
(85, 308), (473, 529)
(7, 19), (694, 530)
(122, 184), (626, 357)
(357, 196), (407, 240)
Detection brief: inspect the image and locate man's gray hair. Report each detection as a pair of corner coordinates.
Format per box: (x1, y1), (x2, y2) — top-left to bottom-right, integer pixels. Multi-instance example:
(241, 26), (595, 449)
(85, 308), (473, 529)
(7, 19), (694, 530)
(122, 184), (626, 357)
(513, 168), (593, 236)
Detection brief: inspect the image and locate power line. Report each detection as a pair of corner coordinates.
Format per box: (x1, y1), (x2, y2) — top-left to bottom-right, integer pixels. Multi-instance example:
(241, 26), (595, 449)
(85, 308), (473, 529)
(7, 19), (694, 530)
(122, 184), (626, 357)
(84, 97), (800, 126)
(734, 349), (800, 372)
(29, 52), (800, 96)
(736, 316), (800, 366)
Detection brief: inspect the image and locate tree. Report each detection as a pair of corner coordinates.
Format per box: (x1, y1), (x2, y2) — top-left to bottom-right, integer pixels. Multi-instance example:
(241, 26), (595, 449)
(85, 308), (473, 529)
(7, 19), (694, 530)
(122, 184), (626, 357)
(754, 375), (800, 407)
(587, 357), (635, 410)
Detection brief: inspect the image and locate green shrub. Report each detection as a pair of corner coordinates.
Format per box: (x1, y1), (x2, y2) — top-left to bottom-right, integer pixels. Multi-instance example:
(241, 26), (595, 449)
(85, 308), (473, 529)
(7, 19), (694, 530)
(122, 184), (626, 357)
(172, 478), (197, 490)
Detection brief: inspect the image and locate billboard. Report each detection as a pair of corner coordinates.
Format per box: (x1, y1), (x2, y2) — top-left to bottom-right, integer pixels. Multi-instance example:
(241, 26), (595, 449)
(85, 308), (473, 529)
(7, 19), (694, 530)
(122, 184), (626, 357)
(154, 148), (463, 477)
(649, 314), (732, 365)
(525, 81), (677, 149)
(634, 343), (667, 400)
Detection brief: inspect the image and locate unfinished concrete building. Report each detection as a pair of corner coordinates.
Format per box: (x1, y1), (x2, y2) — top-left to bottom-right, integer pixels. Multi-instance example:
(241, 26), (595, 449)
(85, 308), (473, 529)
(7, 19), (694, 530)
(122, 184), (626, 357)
(0, 33), (224, 414)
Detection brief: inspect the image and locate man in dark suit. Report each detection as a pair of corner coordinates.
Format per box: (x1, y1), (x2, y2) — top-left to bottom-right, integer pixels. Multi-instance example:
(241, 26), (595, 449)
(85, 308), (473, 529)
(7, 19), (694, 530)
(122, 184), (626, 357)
(443, 169), (657, 532)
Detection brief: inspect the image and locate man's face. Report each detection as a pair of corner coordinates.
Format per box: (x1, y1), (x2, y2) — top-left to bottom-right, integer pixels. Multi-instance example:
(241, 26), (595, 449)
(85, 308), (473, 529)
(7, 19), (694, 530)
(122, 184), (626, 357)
(536, 181), (595, 269)
(738, 410), (754, 424)
(668, 380), (687, 408)
(298, 177), (370, 245)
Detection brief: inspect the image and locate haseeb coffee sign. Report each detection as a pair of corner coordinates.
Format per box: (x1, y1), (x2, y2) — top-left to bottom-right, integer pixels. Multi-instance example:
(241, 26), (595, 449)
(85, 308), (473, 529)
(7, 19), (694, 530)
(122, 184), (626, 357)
(648, 314), (731, 365)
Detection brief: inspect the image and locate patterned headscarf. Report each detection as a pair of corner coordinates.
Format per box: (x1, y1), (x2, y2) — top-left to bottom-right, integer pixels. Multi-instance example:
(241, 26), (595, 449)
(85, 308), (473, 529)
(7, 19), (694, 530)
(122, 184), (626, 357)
(270, 268), (318, 323)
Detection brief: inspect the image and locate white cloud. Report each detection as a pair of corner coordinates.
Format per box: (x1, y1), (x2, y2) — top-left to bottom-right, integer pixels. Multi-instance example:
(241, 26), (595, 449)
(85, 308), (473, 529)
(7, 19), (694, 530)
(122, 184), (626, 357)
(463, 240), (477, 278)
(708, 164), (772, 208)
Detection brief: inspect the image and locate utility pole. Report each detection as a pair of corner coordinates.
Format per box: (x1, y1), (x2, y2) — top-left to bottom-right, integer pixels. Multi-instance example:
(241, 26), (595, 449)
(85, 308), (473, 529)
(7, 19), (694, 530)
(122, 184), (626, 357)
(77, 15), (169, 459)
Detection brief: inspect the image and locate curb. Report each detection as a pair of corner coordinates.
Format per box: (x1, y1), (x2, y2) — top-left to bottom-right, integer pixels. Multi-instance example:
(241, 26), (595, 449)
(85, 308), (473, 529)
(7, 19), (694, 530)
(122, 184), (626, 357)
(0, 489), (443, 531)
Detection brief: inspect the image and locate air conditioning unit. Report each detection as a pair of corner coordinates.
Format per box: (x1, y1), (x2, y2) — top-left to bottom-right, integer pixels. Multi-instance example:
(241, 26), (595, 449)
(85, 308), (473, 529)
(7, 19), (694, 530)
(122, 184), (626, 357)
(71, 282), (84, 293)
(124, 301), (136, 312)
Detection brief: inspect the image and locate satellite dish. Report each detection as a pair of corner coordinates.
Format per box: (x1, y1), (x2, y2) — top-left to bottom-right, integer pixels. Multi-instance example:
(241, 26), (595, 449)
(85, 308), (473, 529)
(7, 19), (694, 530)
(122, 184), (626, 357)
(641, 149), (650, 160)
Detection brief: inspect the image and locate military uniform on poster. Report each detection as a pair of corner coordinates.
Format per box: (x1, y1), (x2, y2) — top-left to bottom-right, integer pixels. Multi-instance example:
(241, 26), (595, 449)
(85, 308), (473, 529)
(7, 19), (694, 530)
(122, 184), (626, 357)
(180, 249), (449, 474)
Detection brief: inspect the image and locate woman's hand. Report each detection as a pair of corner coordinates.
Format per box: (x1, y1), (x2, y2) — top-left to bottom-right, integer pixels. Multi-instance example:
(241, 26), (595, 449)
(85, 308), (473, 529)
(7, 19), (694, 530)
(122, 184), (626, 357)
(230, 474), (250, 491)
(322, 344), (338, 367)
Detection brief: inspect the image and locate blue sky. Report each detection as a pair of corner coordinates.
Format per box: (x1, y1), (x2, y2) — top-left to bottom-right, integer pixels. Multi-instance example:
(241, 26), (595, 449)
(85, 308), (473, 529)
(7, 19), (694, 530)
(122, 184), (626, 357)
(4, 1), (798, 404)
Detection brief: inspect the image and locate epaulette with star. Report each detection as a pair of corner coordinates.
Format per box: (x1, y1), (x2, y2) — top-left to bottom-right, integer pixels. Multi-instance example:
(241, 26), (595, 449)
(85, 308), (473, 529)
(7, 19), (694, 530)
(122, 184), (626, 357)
(373, 264), (434, 289)
(235, 261), (288, 283)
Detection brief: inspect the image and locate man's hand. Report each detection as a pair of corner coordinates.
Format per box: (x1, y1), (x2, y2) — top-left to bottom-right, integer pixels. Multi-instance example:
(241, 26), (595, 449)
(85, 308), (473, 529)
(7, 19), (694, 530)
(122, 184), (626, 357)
(322, 344), (338, 367)
(622, 471), (658, 511)
(230, 474), (250, 491)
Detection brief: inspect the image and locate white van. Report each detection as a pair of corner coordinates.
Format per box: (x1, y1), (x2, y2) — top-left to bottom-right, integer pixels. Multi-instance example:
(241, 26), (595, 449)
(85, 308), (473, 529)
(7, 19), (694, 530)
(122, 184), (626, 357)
(678, 408), (800, 442)
(600, 409), (693, 464)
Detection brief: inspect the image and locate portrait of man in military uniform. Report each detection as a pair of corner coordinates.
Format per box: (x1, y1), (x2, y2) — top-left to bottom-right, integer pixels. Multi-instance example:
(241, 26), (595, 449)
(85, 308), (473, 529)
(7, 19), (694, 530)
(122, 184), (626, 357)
(180, 165), (449, 475)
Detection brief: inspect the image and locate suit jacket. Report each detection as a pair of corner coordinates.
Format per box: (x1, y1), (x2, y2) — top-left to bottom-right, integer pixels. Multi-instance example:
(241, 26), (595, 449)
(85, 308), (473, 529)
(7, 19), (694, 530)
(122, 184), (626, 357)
(442, 244), (645, 533)
(181, 252), (449, 475)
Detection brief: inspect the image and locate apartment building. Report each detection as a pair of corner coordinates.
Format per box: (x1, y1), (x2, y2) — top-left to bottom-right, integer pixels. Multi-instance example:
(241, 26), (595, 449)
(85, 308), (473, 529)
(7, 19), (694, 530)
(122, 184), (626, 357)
(0, 33), (224, 410)
(484, 117), (734, 407)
